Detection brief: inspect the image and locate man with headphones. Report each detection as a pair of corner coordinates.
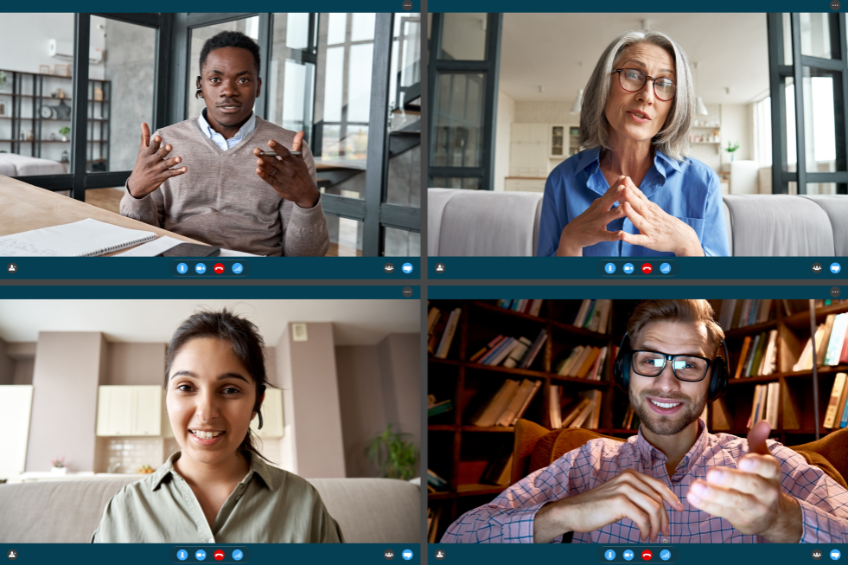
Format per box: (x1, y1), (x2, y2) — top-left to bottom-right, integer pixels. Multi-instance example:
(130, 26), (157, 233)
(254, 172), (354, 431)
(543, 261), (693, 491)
(442, 299), (848, 544)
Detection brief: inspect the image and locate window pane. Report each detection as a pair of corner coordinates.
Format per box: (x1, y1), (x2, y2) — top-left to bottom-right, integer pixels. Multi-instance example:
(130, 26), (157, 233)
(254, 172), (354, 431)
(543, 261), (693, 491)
(432, 176), (481, 189)
(802, 67), (844, 172)
(351, 13), (375, 42)
(439, 14), (487, 61)
(327, 13), (347, 45)
(188, 17), (260, 121)
(0, 14), (75, 175)
(786, 77), (797, 173)
(323, 47), (344, 123)
(433, 73), (485, 168)
(800, 13), (835, 59)
(384, 227), (419, 257)
(348, 43), (373, 122)
(90, 16), (156, 173)
(806, 182), (838, 195)
(284, 13), (310, 50)
(324, 215), (363, 256)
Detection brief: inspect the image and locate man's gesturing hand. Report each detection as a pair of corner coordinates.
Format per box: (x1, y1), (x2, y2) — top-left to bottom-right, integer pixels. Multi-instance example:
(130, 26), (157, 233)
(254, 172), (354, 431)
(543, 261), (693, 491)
(687, 421), (802, 542)
(556, 181), (626, 256)
(254, 131), (320, 209)
(127, 122), (187, 199)
(534, 468), (684, 543)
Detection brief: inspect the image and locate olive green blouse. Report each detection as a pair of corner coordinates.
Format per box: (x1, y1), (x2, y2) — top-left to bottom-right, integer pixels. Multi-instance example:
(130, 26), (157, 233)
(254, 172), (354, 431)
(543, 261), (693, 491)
(91, 451), (344, 543)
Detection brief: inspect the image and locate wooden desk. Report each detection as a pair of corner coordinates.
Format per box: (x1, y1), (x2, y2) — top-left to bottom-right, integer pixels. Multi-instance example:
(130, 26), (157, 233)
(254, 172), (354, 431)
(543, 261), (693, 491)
(0, 175), (203, 255)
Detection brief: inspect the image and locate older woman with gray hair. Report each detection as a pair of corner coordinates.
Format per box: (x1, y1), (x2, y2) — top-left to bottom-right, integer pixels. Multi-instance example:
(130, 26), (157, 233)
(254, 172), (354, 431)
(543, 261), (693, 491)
(537, 30), (730, 257)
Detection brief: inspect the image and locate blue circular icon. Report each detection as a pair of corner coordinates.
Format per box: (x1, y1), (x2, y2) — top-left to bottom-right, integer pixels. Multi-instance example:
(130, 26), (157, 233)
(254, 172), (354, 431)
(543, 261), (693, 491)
(832, 549), (841, 561)
(232, 549), (244, 561)
(177, 550), (188, 561)
(623, 263), (635, 274)
(176, 263), (188, 274)
(402, 549), (413, 561)
(660, 263), (671, 274)
(232, 263), (244, 274)
(624, 550), (634, 561)
(605, 262), (616, 274)
(831, 263), (842, 274)
(195, 263), (206, 274)
(402, 263), (413, 274)
(605, 550), (616, 561)
(660, 549), (671, 561)
(195, 549), (207, 561)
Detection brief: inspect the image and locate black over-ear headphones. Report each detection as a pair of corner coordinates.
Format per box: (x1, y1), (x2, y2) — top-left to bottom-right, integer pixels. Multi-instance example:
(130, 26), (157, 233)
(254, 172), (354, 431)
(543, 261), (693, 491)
(613, 332), (729, 401)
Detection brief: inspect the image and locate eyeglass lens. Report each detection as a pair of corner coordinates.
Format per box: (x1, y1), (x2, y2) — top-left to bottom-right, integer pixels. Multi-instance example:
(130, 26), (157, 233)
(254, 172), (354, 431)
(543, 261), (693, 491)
(633, 351), (707, 381)
(619, 68), (676, 101)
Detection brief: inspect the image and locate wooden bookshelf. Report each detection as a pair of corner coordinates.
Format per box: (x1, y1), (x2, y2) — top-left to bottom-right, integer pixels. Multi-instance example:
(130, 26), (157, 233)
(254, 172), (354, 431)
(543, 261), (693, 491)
(428, 298), (848, 542)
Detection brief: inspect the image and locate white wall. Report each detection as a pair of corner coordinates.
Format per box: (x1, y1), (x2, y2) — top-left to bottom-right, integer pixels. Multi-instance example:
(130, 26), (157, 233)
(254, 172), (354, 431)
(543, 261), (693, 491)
(719, 103), (754, 167)
(494, 90), (515, 191)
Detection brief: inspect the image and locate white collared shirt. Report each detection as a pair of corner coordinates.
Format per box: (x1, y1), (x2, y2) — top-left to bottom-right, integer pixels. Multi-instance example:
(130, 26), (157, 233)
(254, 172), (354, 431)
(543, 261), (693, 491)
(198, 108), (256, 151)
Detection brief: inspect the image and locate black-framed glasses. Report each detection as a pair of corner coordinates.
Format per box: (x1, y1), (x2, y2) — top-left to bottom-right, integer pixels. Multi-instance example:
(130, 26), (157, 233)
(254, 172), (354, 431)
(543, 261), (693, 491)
(614, 68), (677, 101)
(630, 350), (712, 382)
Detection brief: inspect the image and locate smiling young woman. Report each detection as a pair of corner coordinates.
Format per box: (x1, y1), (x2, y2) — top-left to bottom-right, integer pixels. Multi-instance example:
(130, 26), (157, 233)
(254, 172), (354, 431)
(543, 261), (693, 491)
(91, 310), (343, 543)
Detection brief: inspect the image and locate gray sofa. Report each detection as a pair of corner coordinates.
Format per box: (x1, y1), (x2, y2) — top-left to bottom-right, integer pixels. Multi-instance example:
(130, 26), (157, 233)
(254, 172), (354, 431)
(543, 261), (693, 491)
(0, 477), (420, 543)
(428, 188), (848, 256)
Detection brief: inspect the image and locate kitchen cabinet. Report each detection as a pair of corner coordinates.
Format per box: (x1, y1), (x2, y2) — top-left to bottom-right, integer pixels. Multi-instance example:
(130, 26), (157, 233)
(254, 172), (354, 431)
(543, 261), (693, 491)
(251, 387), (284, 438)
(96, 386), (163, 436)
(505, 178), (546, 192)
(0, 385), (34, 479)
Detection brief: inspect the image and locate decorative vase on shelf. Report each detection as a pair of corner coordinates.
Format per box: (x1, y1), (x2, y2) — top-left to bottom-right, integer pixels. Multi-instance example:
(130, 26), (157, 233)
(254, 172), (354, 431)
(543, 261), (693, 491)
(50, 467), (67, 475)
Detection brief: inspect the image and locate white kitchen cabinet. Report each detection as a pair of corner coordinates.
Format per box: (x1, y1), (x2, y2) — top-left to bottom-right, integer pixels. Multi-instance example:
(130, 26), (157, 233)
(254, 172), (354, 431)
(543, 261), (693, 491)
(505, 178), (547, 192)
(96, 386), (162, 437)
(510, 122), (550, 177)
(251, 387), (284, 438)
(0, 385), (34, 479)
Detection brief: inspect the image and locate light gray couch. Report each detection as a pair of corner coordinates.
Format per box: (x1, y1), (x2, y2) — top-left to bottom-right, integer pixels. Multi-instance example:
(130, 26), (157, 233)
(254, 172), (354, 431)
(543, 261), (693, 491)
(428, 188), (848, 256)
(0, 477), (420, 543)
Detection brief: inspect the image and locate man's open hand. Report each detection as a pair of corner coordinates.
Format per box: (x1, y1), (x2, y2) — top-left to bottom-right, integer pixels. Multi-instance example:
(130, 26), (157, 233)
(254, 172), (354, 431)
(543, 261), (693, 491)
(254, 131), (320, 209)
(127, 122), (186, 199)
(687, 421), (802, 542)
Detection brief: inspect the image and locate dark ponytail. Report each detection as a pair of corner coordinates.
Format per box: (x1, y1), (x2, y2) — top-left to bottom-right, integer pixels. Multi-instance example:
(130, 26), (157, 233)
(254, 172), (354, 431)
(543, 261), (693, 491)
(165, 308), (272, 462)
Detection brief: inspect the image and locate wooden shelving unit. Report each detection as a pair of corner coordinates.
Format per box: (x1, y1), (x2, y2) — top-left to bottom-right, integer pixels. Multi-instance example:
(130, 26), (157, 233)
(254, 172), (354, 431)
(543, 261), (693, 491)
(428, 298), (848, 541)
(0, 68), (112, 172)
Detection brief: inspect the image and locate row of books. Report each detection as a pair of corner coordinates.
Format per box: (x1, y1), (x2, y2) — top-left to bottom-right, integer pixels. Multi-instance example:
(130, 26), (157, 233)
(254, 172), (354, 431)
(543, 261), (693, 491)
(471, 378), (542, 427)
(497, 299), (544, 317)
(469, 329), (548, 369)
(479, 441), (514, 487)
(428, 306), (461, 359)
(427, 469), (447, 492)
(620, 405), (642, 430)
(427, 506), (442, 543)
(825, 373), (848, 429)
(793, 313), (848, 371)
(718, 299), (774, 330)
(571, 299), (613, 334)
(549, 388), (603, 429)
(734, 330), (778, 378)
(554, 345), (610, 379)
(746, 382), (780, 429)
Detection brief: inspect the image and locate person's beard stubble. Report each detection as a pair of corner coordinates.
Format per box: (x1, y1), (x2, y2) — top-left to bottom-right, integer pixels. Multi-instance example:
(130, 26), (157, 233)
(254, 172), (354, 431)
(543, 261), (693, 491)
(629, 385), (707, 436)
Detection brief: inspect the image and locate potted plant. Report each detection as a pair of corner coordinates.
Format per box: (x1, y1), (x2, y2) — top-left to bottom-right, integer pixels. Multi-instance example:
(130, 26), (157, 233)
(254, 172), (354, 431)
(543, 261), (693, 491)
(725, 141), (740, 162)
(50, 457), (67, 475)
(59, 126), (71, 142)
(365, 423), (419, 480)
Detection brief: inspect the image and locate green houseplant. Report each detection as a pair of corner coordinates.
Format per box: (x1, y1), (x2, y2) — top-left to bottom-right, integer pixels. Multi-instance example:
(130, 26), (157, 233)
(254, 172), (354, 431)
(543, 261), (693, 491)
(59, 126), (71, 142)
(366, 423), (419, 480)
(725, 141), (740, 161)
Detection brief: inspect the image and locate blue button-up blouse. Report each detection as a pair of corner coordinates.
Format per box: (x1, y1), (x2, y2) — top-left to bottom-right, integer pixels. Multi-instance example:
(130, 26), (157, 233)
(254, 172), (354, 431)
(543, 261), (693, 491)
(536, 147), (730, 257)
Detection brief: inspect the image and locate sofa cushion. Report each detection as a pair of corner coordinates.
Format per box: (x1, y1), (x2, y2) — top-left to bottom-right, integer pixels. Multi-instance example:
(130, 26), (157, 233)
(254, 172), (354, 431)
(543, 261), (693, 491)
(0, 477), (419, 543)
(723, 195), (835, 256)
(437, 190), (544, 256)
(802, 195), (848, 256)
(428, 188), (462, 256)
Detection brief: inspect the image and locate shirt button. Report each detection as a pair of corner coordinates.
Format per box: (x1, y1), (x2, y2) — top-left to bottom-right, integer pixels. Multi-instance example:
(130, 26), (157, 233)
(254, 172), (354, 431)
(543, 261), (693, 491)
(209, 538), (214, 543)
(662, 539), (669, 543)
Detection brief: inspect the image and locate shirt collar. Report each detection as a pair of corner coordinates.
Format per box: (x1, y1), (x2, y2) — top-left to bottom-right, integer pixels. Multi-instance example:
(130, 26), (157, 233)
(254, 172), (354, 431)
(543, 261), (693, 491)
(575, 146), (682, 177)
(198, 108), (256, 142)
(633, 417), (709, 475)
(151, 450), (277, 492)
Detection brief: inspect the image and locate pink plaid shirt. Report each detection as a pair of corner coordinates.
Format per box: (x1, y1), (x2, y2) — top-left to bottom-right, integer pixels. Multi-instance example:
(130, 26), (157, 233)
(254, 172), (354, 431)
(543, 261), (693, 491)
(442, 420), (848, 543)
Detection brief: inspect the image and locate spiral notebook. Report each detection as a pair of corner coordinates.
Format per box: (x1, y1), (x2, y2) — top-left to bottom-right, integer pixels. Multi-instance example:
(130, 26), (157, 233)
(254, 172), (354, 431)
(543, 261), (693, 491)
(0, 218), (157, 257)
